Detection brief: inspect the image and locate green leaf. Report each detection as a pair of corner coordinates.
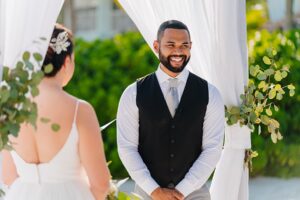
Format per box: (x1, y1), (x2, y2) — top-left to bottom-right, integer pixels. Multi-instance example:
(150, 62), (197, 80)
(0, 188), (5, 197)
(16, 61), (24, 68)
(271, 119), (279, 129)
(274, 71), (282, 81)
(250, 111), (257, 123)
(25, 60), (34, 70)
(118, 192), (131, 200)
(272, 49), (277, 56)
(229, 115), (238, 125)
(33, 53), (43, 62)
(2, 67), (9, 80)
(250, 65), (260, 77)
(8, 123), (20, 137)
(30, 71), (44, 85)
(10, 88), (18, 99)
(230, 107), (240, 114)
(256, 104), (263, 113)
(255, 91), (264, 100)
(51, 123), (61, 132)
(271, 132), (277, 143)
(44, 64), (54, 74)
(266, 108), (272, 116)
(261, 115), (270, 125)
(40, 117), (51, 123)
(268, 89), (276, 99)
(289, 89), (295, 97)
(276, 93), (283, 100)
(28, 113), (38, 128)
(274, 84), (281, 91)
(281, 71), (288, 78)
(0, 89), (10, 103)
(31, 86), (39, 97)
(287, 84), (295, 90)
(263, 56), (272, 65)
(22, 51), (30, 61)
(264, 69), (275, 76)
(274, 105), (279, 112)
(257, 72), (267, 80)
(258, 81), (266, 89)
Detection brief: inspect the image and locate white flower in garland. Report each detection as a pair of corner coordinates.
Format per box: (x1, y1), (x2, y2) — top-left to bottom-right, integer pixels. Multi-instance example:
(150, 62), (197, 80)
(49, 31), (70, 54)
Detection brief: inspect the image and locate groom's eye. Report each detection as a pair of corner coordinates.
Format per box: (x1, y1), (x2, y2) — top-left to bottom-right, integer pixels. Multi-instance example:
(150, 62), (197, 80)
(166, 44), (175, 48)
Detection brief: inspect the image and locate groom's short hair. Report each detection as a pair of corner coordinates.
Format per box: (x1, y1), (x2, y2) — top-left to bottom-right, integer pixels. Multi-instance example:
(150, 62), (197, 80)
(157, 20), (190, 41)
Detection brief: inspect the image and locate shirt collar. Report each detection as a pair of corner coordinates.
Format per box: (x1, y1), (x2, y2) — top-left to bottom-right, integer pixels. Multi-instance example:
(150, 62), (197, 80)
(155, 65), (189, 85)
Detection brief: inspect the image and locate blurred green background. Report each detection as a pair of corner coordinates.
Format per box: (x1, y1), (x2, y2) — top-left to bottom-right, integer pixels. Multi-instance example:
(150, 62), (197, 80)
(64, 0), (300, 178)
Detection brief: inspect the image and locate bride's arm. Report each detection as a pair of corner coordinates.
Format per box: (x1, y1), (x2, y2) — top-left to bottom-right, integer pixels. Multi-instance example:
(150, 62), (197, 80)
(77, 101), (110, 200)
(1, 150), (18, 186)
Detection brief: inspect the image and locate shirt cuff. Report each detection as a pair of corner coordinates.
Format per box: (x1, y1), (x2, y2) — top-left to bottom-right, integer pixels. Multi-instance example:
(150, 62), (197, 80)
(139, 178), (160, 196)
(175, 179), (196, 197)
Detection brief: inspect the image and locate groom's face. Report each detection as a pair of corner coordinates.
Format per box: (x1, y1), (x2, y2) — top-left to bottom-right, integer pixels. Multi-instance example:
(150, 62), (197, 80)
(154, 28), (192, 73)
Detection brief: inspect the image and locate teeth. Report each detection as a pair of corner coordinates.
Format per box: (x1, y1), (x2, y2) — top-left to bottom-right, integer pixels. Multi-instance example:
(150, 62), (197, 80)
(171, 57), (183, 62)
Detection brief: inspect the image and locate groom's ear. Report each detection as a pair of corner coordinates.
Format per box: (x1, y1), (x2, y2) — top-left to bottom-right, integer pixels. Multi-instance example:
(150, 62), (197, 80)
(153, 40), (159, 54)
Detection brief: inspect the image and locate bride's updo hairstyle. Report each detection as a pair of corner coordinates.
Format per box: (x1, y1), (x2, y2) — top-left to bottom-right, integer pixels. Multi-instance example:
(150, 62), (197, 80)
(42, 24), (74, 77)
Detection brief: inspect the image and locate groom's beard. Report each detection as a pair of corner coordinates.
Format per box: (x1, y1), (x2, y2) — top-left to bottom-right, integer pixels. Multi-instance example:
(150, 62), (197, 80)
(158, 50), (190, 73)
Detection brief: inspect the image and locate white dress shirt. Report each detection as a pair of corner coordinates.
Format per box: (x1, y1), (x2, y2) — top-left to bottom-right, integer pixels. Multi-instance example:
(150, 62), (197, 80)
(117, 66), (225, 197)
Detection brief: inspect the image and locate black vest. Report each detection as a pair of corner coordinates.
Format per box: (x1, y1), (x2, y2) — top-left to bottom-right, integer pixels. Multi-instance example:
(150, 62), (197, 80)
(136, 72), (209, 188)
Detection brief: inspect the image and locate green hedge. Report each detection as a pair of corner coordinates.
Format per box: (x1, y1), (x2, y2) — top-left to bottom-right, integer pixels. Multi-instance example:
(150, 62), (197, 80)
(65, 32), (158, 178)
(65, 29), (300, 178)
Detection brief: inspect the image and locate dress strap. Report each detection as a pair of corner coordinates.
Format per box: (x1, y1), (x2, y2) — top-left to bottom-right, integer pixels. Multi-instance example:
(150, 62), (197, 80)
(73, 100), (80, 123)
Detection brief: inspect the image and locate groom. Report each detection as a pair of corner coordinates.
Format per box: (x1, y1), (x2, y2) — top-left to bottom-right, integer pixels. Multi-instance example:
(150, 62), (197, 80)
(117, 20), (225, 200)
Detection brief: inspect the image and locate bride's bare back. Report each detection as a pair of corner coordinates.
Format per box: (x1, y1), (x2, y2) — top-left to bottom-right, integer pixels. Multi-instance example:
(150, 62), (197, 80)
(10, 84), (78, 164)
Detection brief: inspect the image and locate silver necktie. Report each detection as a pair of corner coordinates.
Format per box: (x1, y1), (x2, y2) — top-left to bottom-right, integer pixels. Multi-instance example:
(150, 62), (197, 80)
(167, 78), (179, 117)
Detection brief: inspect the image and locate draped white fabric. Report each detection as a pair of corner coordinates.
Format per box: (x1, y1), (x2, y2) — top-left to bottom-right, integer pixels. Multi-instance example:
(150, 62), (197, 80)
(0, 0), (64, 197)
(118, 0), (251, 199)
(0, 0), (64, 72)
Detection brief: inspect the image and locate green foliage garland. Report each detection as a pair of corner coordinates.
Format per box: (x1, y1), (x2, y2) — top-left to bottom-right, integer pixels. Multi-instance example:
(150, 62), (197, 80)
(0, 52), (44, 150)
(226, 46), (295, 143)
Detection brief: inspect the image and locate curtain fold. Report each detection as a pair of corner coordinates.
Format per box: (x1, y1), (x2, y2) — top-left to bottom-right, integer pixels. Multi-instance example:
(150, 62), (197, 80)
(1, 0), (65, 71)
(118, 0), (250, 199)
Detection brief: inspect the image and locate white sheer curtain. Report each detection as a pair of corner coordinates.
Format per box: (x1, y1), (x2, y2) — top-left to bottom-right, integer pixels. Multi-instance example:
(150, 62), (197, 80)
(0, 0), (64, 71)
(0, 0), (64, 196)
(118, 0), (251, 199)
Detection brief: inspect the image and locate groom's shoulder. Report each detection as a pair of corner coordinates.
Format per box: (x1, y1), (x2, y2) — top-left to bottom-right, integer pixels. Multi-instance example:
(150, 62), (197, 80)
(136, 72), (156, 84)
(188, 71), (208, 86)
(121, 72), (156, 99)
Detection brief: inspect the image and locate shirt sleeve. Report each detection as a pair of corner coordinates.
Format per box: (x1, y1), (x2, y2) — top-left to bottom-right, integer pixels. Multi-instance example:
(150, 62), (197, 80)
(116, 83), (159, 195)
(175, 83), (225, 197)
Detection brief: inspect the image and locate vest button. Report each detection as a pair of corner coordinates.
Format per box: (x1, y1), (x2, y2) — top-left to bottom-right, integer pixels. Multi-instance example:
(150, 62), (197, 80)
(170, 168), (174, 172)
(170, 139), (175, 144)
(171, 124), (175, 129)
(170, 153), (175, 158)
(167, 182), (175, 189)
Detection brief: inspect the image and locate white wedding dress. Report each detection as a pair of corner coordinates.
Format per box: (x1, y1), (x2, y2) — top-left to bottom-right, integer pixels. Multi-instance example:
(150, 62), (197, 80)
(4, 101), (95, 200)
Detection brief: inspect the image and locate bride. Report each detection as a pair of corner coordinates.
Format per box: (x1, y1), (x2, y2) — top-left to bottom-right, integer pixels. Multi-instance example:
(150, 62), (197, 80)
(1, 24), (110, 200)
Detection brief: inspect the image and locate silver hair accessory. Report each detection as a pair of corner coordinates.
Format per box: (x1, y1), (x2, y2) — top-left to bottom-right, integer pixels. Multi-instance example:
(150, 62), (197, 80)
(49, 31), (70, 54)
